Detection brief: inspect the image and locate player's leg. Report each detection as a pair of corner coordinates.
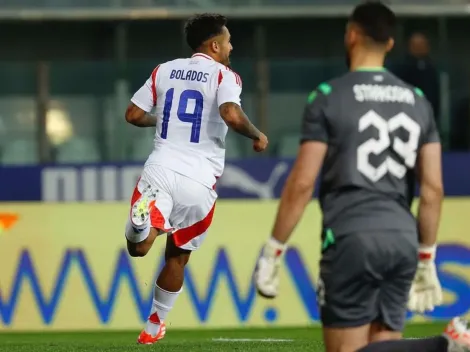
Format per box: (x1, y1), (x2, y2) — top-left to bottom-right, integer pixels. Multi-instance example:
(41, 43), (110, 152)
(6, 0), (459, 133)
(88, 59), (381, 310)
(323, 326), (371, 352)
(125, 169), (174, 258)
(368, 231), (418, 343)
(125, 223), (159, 257)
(357, 337), (449, 352)
(358, 317), (470, 351)
(138, 173), (217, 344)
(319, 232), (381, 352)
(359, 234), (470, 352)
(368, 322), (401, 343)
(138, 234), (190, 344)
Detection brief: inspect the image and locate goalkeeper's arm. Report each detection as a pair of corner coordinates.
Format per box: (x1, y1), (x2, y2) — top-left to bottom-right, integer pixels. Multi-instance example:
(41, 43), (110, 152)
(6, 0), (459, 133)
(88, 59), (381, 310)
(408, 141), (444, 313)
(416, 142), (443, 250)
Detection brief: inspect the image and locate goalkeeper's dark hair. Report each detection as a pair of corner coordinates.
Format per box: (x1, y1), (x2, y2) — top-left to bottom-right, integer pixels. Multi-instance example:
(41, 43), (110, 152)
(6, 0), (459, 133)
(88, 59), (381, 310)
(350, 1), (396, 45)
(184, 13), (227, 52)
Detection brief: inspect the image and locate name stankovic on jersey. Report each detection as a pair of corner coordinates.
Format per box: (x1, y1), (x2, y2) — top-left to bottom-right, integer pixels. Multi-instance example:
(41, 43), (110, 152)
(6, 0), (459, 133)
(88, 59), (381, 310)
(353, 84), (415, 105)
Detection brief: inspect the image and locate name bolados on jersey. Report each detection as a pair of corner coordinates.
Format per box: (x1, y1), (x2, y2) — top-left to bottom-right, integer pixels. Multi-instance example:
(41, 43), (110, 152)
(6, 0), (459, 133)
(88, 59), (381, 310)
(131, 53), (243, 188)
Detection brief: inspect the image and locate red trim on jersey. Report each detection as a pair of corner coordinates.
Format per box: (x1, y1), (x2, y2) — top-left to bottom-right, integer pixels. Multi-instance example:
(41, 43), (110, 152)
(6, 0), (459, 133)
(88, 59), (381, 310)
(226, 67), (242, 87)
(235, 72), (241, 86)
(151, 65), (160, 106)
(191, 53), (214, 61)
(172, 203), (216, 247)
(218, 70), (223, 86)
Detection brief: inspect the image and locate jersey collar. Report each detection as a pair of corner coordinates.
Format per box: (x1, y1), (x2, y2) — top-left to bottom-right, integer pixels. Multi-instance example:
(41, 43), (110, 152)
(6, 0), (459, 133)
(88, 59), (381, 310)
(191, 53), (214, 61)
(354, 67), (387, 72)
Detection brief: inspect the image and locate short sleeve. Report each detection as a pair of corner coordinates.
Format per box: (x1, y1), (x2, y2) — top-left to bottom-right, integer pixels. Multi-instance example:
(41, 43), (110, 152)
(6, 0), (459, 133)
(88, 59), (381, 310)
(300, 90), (329, 144)
(421, 100), (440, 145)
(131, 65), (159, 113)
(217, 69), (242, 107)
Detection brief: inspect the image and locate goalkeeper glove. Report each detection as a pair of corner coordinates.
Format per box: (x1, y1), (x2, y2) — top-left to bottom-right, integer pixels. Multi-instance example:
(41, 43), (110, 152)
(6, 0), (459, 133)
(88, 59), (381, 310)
(254, 238), (287, 299)
(407, 244), (443, 313)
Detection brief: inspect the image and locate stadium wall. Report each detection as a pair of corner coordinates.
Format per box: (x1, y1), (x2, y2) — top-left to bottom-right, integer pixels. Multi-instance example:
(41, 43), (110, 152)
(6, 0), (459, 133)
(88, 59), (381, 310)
(0, 200), (470, 331)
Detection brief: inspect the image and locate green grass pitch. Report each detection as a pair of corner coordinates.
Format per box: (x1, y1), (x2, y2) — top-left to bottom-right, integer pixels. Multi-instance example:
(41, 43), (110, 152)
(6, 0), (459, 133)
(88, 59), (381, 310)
(0, 323), (447, 352)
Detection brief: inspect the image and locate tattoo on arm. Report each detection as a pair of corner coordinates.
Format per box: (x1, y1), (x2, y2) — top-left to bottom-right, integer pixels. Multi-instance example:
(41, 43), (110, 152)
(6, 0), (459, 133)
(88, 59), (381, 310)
(140, 113), (157, 127)
(219, 102), (261, 140)
(125, 104), (157, 127)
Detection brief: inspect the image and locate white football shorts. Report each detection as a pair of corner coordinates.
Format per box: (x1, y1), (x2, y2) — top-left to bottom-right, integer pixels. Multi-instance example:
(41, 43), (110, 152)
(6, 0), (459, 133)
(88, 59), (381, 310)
(128, 164), (218, 251)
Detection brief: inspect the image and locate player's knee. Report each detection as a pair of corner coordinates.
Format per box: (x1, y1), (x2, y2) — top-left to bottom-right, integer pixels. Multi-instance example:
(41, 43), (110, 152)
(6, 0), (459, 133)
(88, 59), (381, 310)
(369, 322), (402, 343)
(165, 253), (190, 268)
(338, 346), (362, 352)
(327, 343), (367, 352)
(323, 325), (370, 352)
(164, 236), (191, 265)
(127, 241), (151, 257)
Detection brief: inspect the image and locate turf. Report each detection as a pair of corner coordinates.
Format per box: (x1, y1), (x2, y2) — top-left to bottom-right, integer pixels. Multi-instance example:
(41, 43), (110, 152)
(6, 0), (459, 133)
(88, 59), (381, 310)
(0, 323), (447, 352)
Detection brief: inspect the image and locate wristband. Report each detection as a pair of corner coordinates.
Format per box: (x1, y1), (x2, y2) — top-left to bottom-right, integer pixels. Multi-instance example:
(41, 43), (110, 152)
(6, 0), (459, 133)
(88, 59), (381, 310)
(418, 244), (437, 261)
(263, 237), (288, 258)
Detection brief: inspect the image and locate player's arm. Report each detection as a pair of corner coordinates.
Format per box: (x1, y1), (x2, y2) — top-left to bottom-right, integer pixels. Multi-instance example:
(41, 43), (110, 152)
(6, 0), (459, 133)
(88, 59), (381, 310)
(125, 104), (157, 127)
(219, 102), (261, 140)
(407, 102), (443, 314)
(217, 70), (261, 140)
(125, 66), (159, 127)
(416, 114), (443, 249)
(271, 141), (327, 243)
(255, 90), (328, 299)
(270, 91), (329, 245)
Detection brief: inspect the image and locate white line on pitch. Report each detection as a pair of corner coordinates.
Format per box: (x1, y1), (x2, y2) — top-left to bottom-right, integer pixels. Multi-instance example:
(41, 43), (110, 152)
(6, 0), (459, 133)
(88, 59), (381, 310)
(212, 338), (294, 342)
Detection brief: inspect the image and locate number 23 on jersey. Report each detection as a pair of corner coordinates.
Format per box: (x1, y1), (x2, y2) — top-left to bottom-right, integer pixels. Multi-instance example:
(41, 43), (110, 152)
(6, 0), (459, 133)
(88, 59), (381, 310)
(357, 110), (421, 182)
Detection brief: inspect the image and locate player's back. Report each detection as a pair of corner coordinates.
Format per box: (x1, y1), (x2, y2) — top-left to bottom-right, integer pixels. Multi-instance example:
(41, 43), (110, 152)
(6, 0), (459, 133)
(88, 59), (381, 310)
(313, 69), (439, 235)
(145, 54), (236, 188)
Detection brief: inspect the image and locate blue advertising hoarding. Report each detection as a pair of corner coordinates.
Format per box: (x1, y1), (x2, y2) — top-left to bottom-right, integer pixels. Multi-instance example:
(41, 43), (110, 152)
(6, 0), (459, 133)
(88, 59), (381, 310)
(0, 153), (469, 201)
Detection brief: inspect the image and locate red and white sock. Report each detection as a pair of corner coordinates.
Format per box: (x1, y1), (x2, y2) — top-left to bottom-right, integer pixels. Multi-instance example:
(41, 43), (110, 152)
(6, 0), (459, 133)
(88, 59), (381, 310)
(145, 285), (182, 336)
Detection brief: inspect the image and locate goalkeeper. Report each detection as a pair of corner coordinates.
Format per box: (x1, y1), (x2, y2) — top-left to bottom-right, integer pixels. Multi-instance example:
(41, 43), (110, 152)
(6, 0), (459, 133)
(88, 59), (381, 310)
(255, 2), (470, 352)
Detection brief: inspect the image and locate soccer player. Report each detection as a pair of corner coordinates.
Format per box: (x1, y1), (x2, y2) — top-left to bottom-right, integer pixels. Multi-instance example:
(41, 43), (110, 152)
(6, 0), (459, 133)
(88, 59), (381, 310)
(124, 13), (268, 344)
(254, 2), (470, 352)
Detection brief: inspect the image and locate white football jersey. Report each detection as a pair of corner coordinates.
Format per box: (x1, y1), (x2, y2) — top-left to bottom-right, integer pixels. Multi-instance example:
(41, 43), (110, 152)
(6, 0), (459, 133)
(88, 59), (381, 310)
(131, 53), (243, 189)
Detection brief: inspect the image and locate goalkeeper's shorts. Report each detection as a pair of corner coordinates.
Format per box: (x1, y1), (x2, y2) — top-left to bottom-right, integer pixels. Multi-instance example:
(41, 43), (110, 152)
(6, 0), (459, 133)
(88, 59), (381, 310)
(317, 230), (418, 331)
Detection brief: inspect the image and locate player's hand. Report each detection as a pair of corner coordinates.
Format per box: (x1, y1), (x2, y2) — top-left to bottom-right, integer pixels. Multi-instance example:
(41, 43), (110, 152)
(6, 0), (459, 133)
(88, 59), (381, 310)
(407, 245), (443, 314)
(253, 133), (268, 152)
(254, 238), (287, 299)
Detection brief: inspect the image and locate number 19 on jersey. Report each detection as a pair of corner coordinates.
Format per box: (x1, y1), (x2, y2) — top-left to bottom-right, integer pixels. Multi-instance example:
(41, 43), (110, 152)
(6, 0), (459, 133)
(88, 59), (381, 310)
(161, 88), (204, 143)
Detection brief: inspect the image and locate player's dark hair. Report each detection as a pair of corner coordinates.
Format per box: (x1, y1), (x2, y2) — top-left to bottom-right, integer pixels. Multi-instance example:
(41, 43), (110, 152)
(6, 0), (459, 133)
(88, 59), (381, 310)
(350, 1), (396, 44)
(184, 13), (227, 52)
